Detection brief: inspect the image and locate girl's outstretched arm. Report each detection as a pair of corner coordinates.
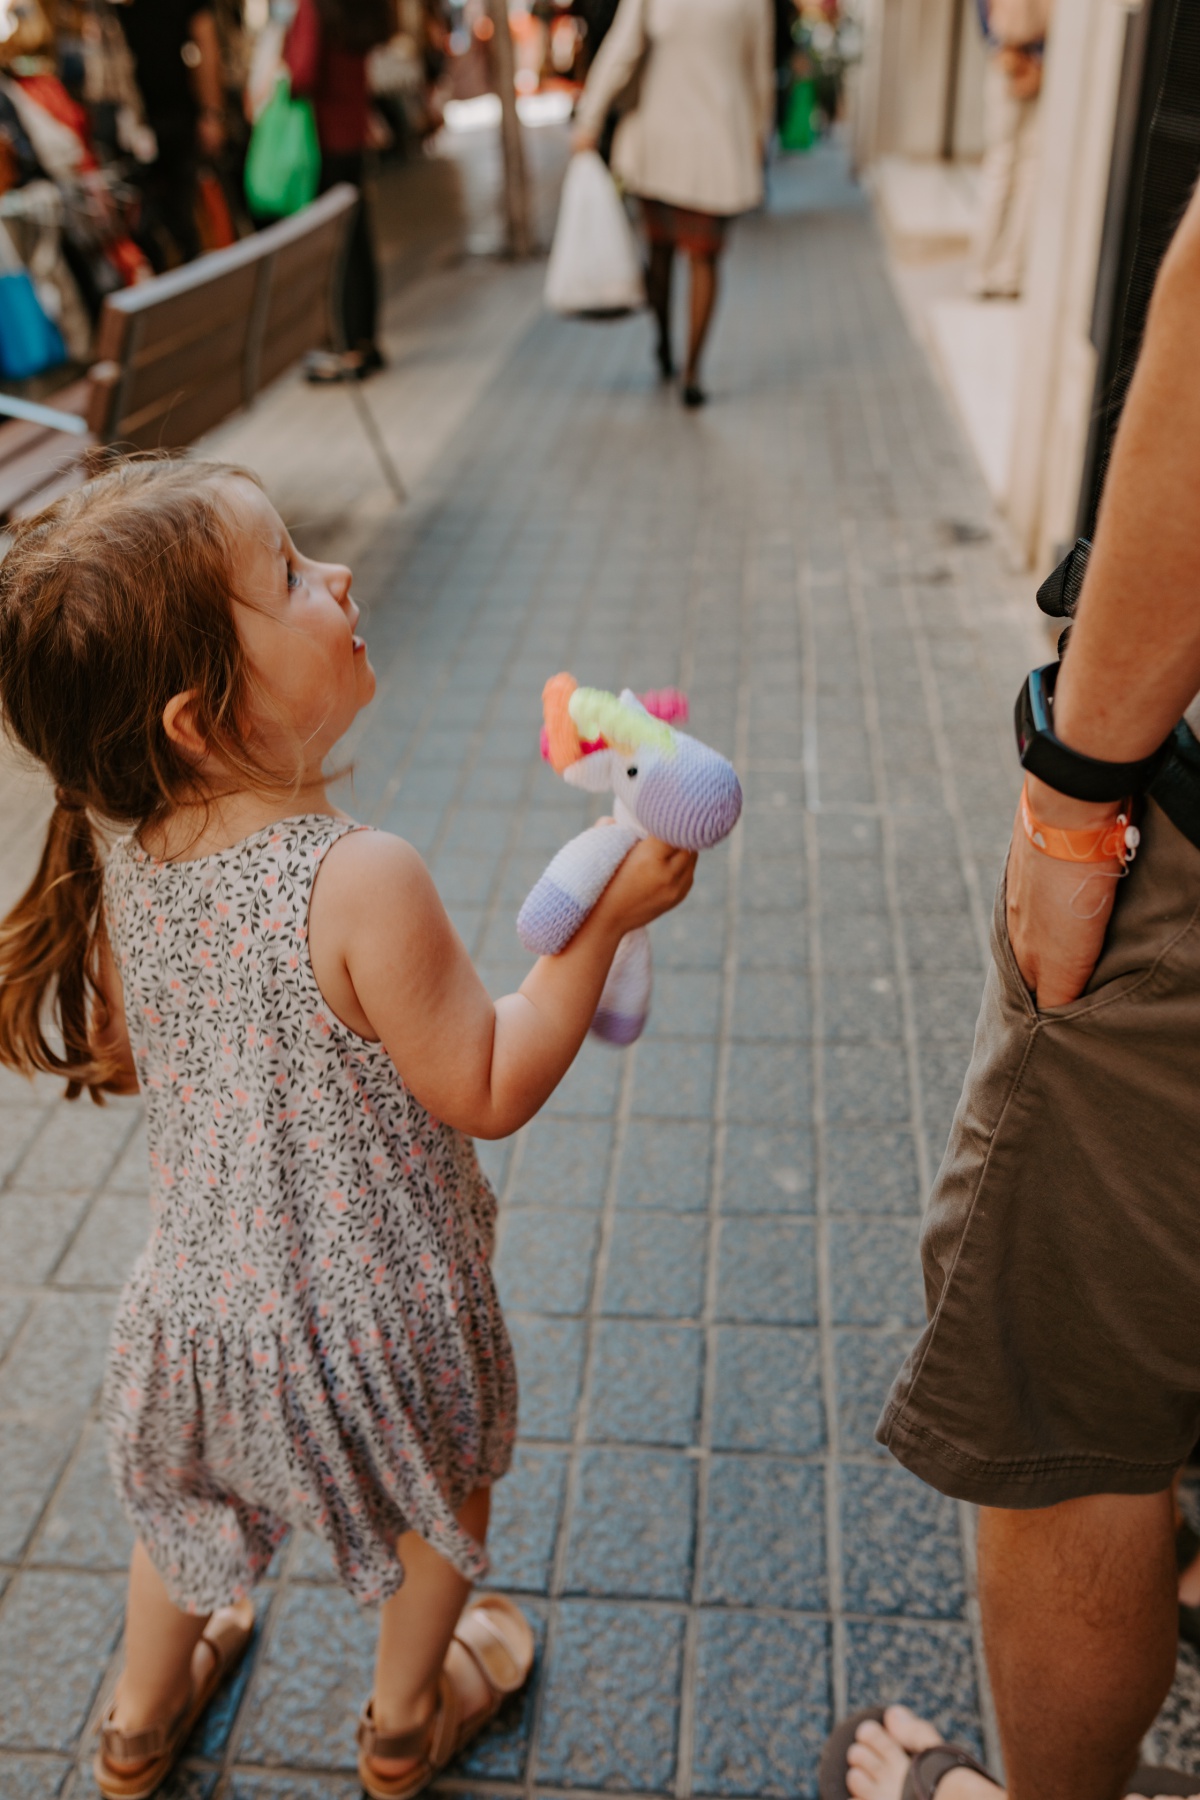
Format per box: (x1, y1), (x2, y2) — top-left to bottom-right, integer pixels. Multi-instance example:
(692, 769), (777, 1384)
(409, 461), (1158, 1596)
(308, 828), (695, 1138)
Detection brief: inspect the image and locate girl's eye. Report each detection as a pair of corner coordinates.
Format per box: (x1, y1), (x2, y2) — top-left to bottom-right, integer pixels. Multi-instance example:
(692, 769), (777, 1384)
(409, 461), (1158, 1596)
(286, 564), (301, 592)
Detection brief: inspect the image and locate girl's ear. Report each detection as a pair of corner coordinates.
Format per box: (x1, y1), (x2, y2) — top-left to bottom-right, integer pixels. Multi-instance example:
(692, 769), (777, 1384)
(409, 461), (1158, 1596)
(162, 690), (206, 762)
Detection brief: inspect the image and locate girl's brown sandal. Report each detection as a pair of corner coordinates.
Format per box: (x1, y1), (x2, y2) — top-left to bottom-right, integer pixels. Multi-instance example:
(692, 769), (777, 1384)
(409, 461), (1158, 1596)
(357, 1593), (536, 1800)
(93, 1598), (255, 1800)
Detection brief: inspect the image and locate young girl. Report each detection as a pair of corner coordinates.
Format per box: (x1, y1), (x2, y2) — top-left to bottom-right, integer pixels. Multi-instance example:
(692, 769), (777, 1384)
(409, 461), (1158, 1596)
(0, 459), (695, 1800)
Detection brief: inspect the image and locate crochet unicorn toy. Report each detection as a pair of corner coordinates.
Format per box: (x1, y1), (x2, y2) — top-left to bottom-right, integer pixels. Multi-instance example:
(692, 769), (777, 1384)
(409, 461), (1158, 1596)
(517, 674), (742, 1044)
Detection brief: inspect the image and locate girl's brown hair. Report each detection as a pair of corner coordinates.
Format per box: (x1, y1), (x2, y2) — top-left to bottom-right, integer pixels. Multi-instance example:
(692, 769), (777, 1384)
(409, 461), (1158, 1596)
(0, 458), (268, 1101)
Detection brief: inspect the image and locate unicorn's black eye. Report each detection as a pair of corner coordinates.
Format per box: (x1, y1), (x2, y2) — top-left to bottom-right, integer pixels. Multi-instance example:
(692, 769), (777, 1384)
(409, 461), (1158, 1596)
(626, 766), (638, 778)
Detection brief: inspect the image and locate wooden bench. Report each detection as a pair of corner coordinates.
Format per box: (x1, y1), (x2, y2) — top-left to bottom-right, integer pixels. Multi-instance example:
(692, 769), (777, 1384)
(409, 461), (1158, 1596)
(0, 183), (400, 520)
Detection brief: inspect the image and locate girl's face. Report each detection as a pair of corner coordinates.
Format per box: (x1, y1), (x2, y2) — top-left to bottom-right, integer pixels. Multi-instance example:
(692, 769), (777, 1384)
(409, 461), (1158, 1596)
(226, 478), (375, 771)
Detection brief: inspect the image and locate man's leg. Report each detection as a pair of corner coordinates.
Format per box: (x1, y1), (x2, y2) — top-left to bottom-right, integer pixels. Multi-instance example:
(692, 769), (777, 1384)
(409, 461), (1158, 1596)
(978, 1490), (1177, 1800)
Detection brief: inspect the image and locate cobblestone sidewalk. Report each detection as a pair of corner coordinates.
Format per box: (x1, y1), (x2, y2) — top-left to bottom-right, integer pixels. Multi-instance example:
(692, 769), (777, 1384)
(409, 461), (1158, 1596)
(3, 142), (1197, 1800)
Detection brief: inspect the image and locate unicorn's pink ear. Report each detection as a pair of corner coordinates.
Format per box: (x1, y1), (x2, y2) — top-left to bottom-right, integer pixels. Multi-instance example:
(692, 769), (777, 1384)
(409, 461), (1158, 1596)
(639, 688), (689, 725)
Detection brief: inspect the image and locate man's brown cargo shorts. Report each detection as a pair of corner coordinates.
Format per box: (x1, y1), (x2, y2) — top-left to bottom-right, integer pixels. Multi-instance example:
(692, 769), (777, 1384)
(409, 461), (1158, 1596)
(877, 798), (1200, 1508)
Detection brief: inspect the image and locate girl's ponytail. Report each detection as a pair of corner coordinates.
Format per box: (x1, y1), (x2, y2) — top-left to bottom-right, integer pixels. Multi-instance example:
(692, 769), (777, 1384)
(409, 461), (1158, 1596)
(0, 789), (114, 1100)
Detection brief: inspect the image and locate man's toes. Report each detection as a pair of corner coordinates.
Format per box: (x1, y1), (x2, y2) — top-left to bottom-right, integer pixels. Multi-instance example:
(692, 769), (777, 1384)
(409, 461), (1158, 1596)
(881, 1705), (943, 1753)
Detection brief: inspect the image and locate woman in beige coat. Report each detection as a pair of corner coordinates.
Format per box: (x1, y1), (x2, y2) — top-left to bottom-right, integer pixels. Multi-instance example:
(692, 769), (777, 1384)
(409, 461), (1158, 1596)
(573, 0), (773, 406)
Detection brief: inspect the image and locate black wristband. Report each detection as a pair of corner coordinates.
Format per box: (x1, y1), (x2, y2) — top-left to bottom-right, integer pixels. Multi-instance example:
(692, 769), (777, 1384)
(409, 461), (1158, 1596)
(1014, 662), (1171, 802)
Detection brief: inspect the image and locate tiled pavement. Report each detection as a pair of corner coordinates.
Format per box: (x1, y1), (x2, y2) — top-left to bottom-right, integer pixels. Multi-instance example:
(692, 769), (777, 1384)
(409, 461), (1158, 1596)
(4, 142), (1200, 1797)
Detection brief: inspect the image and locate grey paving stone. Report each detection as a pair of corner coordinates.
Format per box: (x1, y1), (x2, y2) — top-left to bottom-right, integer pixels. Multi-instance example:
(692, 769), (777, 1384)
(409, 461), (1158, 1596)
(472, 1134), (511, 1194)
(485, 1448), (568, 1593)
(544, 1042), (624, 1118)
(716, 1218), (817, 1325)
(904, 909), (984, 973)
(1, 1755), (76, 1798)
(14, 1104), (135, 1195)
(692, 1612), (831, 1799)
(630, 1040), (718, 1120)
(494, 1209), (600, 1314)
(53, 1190), (150, 1289)
(739, 857), (807, 915)
(817, 858), (888, 913)
(823, 1044), (910, 1126)
(0, 1416), (79, 1561)
(535, 1599), (684, 1789)
(0, 1292), (31, 1363)
(615, 1121), (712, 1212)
(840, 1464), (965, 1619)
(103, 1125), (149, 1194)
(911, 970), (986, 1042)
(288, 1531), (338, 1581)
(711, 1326), (825, 1453)
(505, 1313), (585, 1440)
(823, 971), (904, 1042)
(819, 911), (894, 974)
(236, 1585), (373, 1769)
(646, 970), (724, 1039)
(0, 1570), (123, 1752)
(734, 912), (807, 972)
(0, 1191), (92, 1288)
(700, 1457), (826, 1608)
(920, 1043), (974, 1158)
(600, 1212), (708, 1318)
(743, 812), (805, 854)
(0, 1293), (115, 1417)
(511, 1118), (612, 1209)
(825, 1128), (921, 1214)
(731, 970), (811, 1042)
(30, 1422), (132, 1570)
(836, 1330), (912, 1456)
(564, 1448), (696, 1599)
(722, 1126), (815, 1213)
(829, 1217), (926, 1328)
(844, 1620), (983, 1759)
(725, 1042), (812, 1126)
(816, 820), (881, 862)
(646, 908), (728, 973)
(588, 1320), (703, 1447)
(227, 1774), (360, 1798)
(0, 1108), (46, 1187)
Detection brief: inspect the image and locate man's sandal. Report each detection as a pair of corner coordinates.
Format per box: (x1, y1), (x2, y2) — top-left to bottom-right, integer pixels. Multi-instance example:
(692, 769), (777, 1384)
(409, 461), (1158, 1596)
(356, 1593), (535, 1800)
(93, 1598), (255, 1800)
(820, 1710), (1200, 1800)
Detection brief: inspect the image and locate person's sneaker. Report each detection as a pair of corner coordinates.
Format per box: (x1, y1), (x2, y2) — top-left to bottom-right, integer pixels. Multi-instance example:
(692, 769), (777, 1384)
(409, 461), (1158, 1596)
(682, 382), (707, 409)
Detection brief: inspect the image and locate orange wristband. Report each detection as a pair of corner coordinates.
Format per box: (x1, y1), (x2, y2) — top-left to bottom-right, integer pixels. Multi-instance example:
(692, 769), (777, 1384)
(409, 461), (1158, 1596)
(1019, 781), (1140, 866)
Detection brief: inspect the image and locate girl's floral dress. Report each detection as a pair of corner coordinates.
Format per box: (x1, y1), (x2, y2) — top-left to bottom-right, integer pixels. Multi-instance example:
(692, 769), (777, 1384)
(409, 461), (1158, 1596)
(101, 815), (516, 1612)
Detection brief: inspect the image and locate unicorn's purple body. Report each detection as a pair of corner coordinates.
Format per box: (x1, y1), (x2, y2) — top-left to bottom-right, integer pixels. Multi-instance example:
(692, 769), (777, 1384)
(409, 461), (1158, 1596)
(517, 676), (743, 1044)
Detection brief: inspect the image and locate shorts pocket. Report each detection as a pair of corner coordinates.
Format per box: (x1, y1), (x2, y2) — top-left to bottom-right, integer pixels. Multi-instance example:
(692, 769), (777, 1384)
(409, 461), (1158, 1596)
(992, 862), (1147, 1027)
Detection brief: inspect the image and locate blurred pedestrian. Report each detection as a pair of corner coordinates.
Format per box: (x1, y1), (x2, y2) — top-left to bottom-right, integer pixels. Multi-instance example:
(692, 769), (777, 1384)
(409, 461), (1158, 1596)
(113, 0), (226, 268)
(572, 0), (773, 408)
(284, 0), (395, 382)
(967, 0), (1051, 300)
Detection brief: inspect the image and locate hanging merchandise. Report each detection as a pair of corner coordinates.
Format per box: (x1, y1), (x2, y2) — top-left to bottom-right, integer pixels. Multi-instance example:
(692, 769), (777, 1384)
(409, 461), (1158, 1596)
(244, 72), (320, 220)
(780, 75), (815, 152)
(544, 151), (644, 316)
(0, 259), (65, 379)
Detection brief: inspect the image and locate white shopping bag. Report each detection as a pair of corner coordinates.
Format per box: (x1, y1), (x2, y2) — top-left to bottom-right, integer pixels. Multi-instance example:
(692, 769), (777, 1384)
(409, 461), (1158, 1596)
(544, 151), (645, 316)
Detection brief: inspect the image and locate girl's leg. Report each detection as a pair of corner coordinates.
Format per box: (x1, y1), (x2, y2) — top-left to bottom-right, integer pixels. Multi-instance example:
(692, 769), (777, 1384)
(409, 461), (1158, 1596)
(106, 1539), (210, 1769)
(370, 1487), (493, 1777)
(646, 239), (675, 378)
(683, 250), (721, 397)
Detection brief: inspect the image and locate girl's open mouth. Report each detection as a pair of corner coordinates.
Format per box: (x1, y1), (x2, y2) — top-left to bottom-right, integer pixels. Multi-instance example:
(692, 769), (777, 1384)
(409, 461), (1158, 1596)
(352, 635), (366, 654)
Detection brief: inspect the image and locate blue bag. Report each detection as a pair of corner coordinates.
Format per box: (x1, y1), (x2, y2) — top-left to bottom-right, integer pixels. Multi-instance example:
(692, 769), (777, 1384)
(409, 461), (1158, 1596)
(0, 269), (65, 380)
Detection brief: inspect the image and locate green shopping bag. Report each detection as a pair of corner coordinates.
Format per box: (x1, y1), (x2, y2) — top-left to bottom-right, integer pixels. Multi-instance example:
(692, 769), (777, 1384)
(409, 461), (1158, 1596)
(780, 77), (816, 152)
(244, 73), (321, 219)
